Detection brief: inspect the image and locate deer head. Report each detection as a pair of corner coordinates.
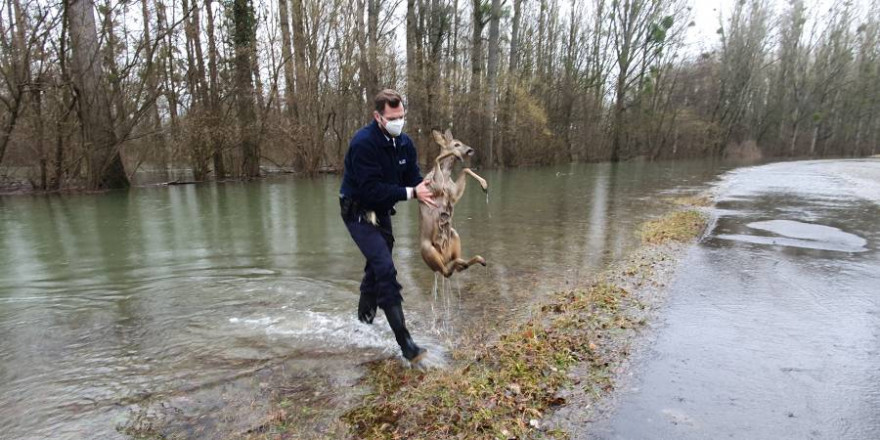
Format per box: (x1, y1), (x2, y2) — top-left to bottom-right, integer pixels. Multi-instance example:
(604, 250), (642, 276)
(432, 129), (475, 162)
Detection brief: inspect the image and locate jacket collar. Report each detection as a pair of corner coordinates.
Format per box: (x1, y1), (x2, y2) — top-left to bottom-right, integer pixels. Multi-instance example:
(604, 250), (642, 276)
(370, 120), (396, 147)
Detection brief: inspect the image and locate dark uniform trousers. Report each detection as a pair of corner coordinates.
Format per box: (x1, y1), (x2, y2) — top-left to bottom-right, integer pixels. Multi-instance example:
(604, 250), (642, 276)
(341, 205), (403, 309)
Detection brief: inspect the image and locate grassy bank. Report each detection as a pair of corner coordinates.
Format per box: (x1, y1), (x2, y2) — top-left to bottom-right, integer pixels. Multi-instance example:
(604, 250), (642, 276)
(323, 204), (710, 440)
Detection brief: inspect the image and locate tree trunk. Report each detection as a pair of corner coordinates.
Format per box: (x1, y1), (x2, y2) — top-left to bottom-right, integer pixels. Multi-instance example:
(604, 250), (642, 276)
(291, 0), (317, 171)
(563, 2), (578, 162)
(182, 0), (209, 180)
(232, 0), (260, 177)
(610, 0), (636, 163)
(100, 1), (126, 124)
(508, 0), (521, 73)
(203, 0), (225, 177)
(0, 98), (20, 167)
(290, 0), (307, 120)
(278, 0), (296, 113)
(367, 0), (379, 96)
(357, 0), (379, 100)
(497, 0), (521, 166)
(0, 0), (26, 167)
(52, 10), (73, 189)
(155, 0), (178, 130)
(469, 0), (484, 160)
(486, 0), (501, 167)
(251, 31), (266, 111)
(422, 0), (447, 161)
(448, 0), (459, 120)
(36, 89), (46, 190)
(590, 0), (607, 159)
(537, 0), (546, 73)
(612, 60), (629, 163)
(182, 0), (200, 105)
(809, 124), (818, 157)
(190, 1), (209, 104)
(140, 0), (163, 146)
(67, 0), (129, 189)
(406, 0), (426, 164)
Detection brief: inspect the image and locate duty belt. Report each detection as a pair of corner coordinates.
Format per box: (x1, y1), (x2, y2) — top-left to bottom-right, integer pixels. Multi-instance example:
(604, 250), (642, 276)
(339, 196), (396, 220)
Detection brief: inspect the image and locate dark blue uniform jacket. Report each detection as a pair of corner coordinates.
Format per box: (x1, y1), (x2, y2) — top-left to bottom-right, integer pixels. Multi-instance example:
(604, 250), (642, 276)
(340, 120), (423, 214)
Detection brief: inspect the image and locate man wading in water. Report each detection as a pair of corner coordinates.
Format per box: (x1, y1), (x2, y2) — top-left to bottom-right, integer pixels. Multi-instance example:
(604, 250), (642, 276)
(340, 89), (435, 364)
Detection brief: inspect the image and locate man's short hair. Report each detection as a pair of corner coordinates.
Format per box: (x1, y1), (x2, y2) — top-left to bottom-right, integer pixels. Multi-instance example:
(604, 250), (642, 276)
(374, 89), (403, 114)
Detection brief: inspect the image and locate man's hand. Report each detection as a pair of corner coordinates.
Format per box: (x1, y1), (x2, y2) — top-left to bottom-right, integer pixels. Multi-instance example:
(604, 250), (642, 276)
(415, 179), (437, 207)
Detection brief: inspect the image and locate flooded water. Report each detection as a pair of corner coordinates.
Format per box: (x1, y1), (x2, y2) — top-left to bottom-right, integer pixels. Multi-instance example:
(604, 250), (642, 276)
(0, 159), (735, 439)
(586, 159), (880, 439)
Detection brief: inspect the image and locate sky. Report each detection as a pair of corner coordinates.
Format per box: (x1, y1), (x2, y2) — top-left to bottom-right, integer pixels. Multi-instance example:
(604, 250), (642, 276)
(686, 1), (732, 54)
(683, 0), (875, 55)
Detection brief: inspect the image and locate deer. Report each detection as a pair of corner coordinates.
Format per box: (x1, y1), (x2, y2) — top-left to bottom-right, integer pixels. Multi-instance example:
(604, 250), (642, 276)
(419, 129), (488, 277)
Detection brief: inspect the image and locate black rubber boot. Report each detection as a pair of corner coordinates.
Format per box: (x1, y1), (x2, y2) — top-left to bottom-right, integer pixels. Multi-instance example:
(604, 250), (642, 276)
(383, 304), (427, 363)
(358, 291), (377, 324)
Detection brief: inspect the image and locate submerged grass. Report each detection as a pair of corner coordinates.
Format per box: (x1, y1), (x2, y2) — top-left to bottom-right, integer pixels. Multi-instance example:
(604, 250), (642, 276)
(342, 287), (625, 439)
(639, 209), (707, 245)
(335, 204), (711, 440)
(668, 194), (713, 208)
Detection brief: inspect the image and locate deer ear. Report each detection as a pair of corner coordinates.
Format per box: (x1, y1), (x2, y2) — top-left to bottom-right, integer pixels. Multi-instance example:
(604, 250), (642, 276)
(443, 129), (453, 142)
(431, 129), (446, 146)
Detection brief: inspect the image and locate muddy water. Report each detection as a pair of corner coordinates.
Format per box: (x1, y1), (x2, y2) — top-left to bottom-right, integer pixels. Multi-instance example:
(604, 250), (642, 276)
(585, 159), (880, 440)
(0, 160), (733, 439)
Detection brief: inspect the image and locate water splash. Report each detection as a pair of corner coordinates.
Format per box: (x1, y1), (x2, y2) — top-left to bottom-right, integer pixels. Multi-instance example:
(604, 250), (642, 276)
(228, 311), (398, 352)
(486, 190), (491, 218)
(430, 272), (439, 333)
(429, 272), (458, 341)
(407, 340), (449, 370)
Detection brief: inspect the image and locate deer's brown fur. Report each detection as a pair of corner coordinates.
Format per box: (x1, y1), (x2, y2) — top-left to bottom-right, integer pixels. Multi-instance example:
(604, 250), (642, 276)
(418, 129), (488, 277)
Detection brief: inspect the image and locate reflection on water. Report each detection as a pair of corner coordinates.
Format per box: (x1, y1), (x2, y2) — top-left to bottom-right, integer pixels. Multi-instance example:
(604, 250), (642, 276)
(0, 159), (734, 439)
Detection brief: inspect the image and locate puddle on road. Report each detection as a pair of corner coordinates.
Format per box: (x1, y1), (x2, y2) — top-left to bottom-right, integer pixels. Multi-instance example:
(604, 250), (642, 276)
(716, 219), (869, 253)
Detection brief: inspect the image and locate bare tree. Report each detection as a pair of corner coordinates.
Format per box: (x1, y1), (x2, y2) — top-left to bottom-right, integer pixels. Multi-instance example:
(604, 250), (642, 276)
(2, 0), (877, 193)
(232, 0), (259, 177)
(67, 0), (129, 189)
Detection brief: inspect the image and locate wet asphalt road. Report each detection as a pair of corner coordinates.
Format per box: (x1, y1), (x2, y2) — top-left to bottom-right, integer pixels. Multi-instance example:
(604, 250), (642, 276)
(587, 160), (880, 440)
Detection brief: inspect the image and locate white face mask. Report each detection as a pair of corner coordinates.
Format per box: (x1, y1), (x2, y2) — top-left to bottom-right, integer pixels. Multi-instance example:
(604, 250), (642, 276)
(384, 117), (405, 137)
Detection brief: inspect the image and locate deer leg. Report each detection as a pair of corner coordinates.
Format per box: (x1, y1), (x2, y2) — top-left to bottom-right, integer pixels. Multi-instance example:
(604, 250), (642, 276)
(434, 151), (456, 168)
(423, 154), (451, 193)
(463, 168), (488, 191)
(440, 230), (486, 277)
(433, 151), (456, 186)
(450, 168), (489, 205)
(440, 232), (464, 277)
(450, 170), (468, 204)
(442, 256), (487, 277)
(420, 239), (453, 277)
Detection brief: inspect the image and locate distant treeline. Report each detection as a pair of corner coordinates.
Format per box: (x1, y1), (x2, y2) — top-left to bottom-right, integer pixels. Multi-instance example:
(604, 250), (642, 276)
(1, 0), (878, 190)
